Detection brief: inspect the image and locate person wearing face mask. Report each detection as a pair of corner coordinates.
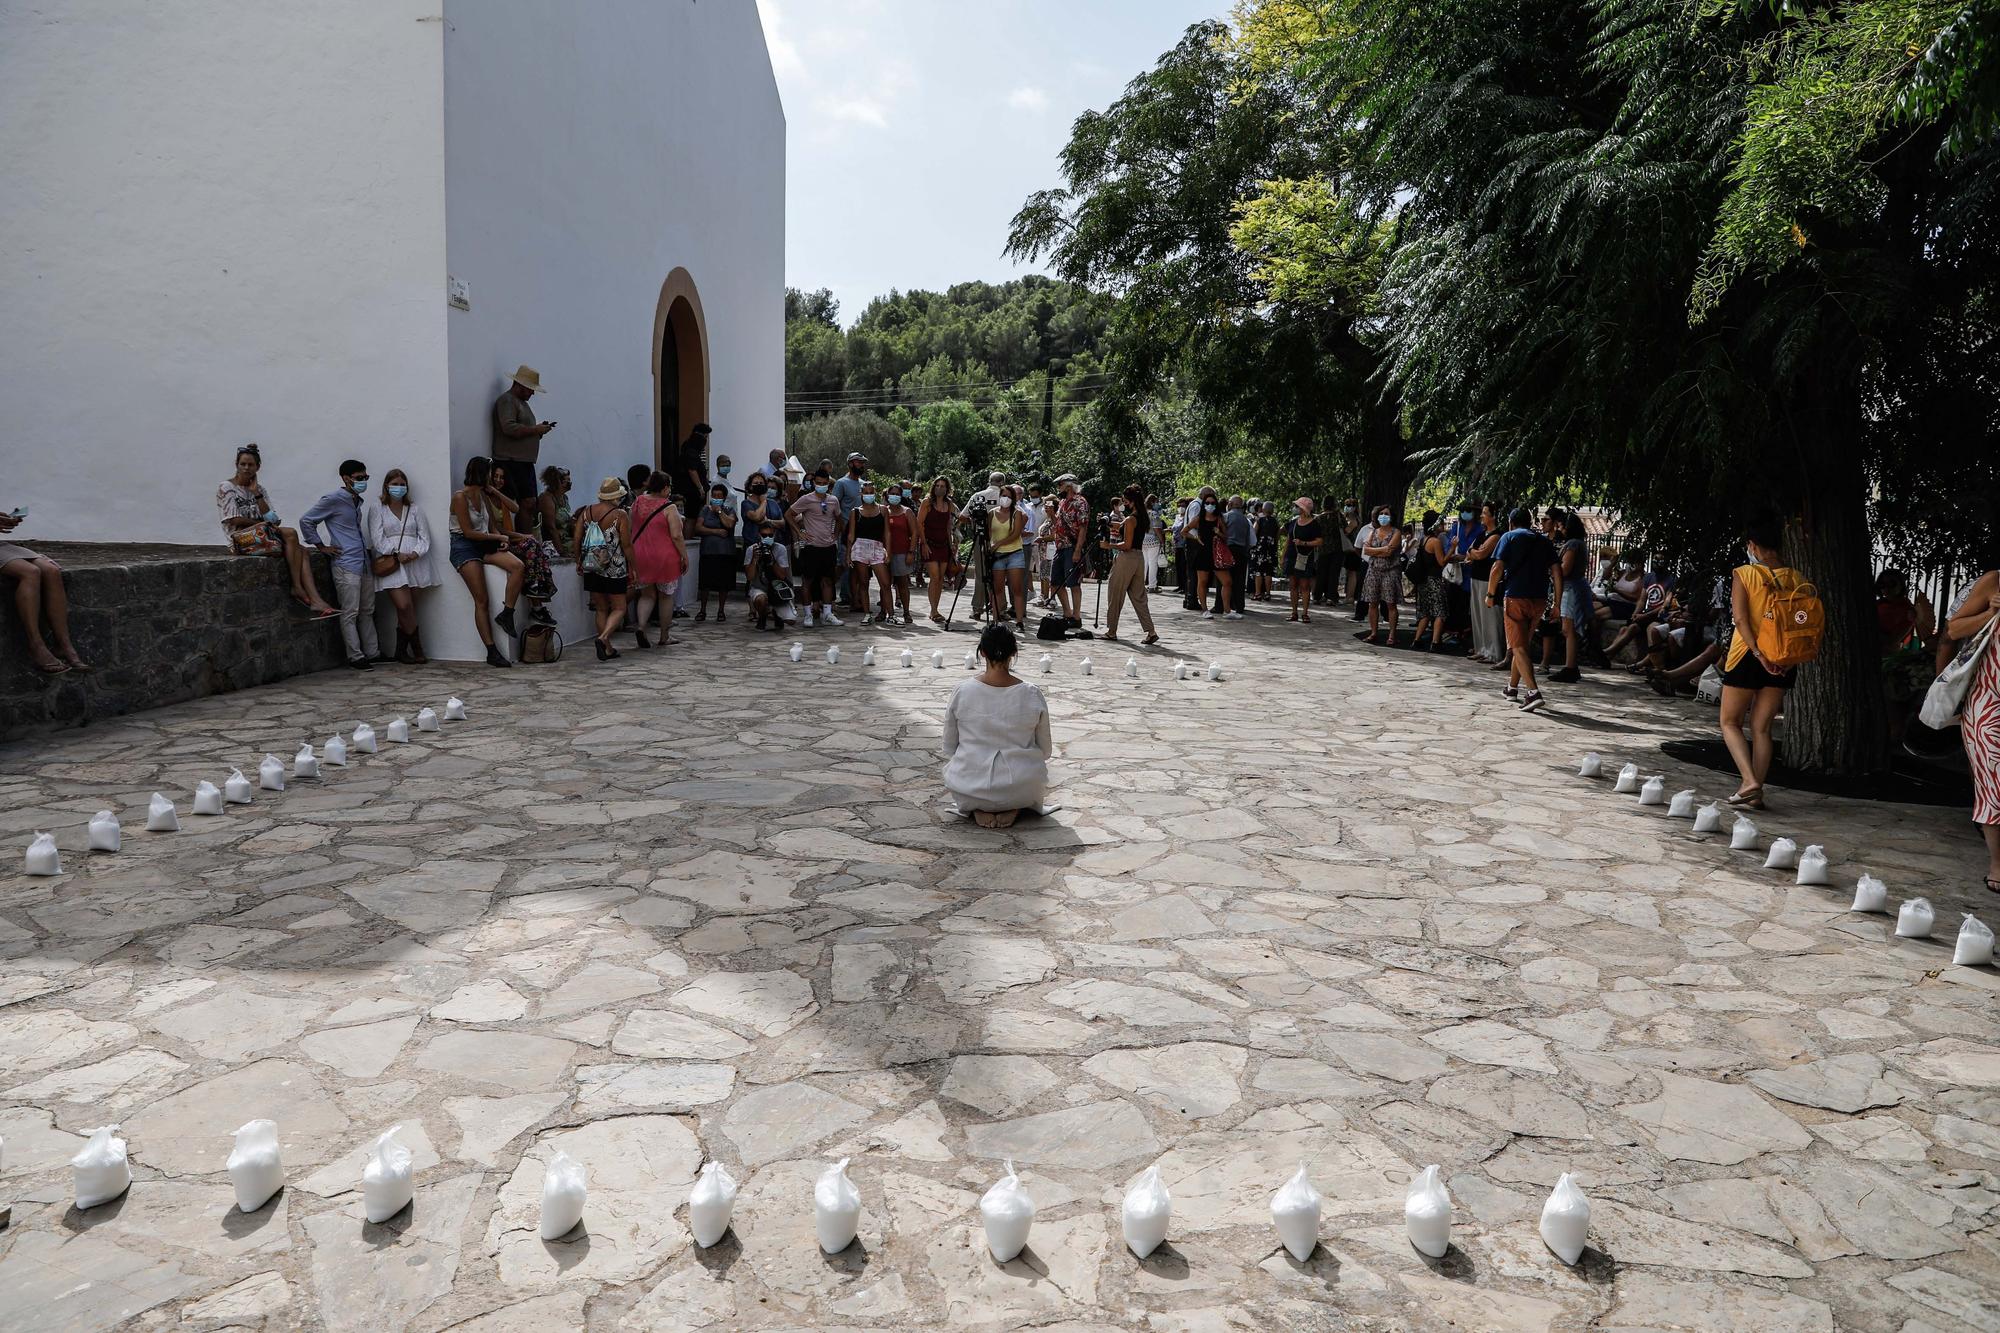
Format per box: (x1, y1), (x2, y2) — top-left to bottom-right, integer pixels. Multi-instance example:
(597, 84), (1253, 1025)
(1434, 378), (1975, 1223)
(1222, 495), (1251, 618)
(835, 452), (871, 612)
(535, 467), (575, 559)
(846, 479), (894, 624)
(1357, 504), (1403, 645)
(987, 485), (1029, 630)
(1051, 474), (1091, 627)
(884, 484), (918, 624)
(629, 471), (686, 647)
(368, 467), (438, 664)
(300, 459), (381, 669)
(1340, 498), (1366, 614)
(692, 482), (738, 622)
(1443, 502), (1484, 648)
(1190, 491), (1234, 621)
(744, 520), (798, 629)
(786, 467), (844, 626)
(1182, 489), (1218, 611)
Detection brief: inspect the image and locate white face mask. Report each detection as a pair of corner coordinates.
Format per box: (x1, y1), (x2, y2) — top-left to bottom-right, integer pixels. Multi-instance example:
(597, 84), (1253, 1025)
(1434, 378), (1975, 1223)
(999, 496), (1014, 510)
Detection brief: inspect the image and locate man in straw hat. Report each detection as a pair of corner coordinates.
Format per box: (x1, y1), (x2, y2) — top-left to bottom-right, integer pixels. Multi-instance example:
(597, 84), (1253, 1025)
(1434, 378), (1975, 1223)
(493, 365), (557, 527)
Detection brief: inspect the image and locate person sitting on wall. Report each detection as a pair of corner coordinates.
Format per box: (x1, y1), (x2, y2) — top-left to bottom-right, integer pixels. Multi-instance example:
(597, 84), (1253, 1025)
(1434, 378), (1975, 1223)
(0, 508), (92, 675)
(216, 444), (337, 616)
(300, 459), (382, 671)
(491, 365), (555, 534)
(449, 456), (525, 670)
(535, 466), (574, 560)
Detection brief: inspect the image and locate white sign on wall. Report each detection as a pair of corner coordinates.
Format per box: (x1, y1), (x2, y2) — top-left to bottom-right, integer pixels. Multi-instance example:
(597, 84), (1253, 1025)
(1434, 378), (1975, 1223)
(447, 276), (470, 311)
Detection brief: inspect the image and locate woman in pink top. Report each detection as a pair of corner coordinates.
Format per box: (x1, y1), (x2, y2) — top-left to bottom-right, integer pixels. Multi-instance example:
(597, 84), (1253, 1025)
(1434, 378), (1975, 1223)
(628, 471), (686, 648)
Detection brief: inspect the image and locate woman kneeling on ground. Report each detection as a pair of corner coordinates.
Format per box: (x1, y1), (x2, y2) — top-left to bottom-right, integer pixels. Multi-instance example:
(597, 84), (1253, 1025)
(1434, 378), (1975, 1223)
(941, 622), (1052, 829)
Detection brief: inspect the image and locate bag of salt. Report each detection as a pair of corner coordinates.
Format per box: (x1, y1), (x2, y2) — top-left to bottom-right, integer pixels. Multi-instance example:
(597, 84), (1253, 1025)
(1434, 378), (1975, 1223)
(1539, 1172), (1590, 1264)
(1954, 915), (1994, 966)
(1692, 801), (1722, 833)
(386, 717), (411, 744)
(963, 650), (976, 669)
(72, 1125), (131, 1209)
(1795, 845), (1830, 885)
(146, 793), (180, 832)
(789, 642), (804, 662)
(362, 1126), (414, 1223)
(1404, 1163), (1452, 1259)
(1270, 1163), (1322, 1263)
(1637, 776), (1665, 805)
(689, 1161), (738, 1247)
(1080, 657), (1093, 676)
(1896, 897), (1935, 939)
(539, 1150), (587, 1239)
(827, 646), (841, 666)
(1613, 763), (1639, 793)
(1850, 873), (1889, 913)
(226, 1119), (284, 1213)
(979, 1159), (1035, 1263)
(192, 780), (224, 816)
(899, 648), (913, 668)
(1577, 752), (1602, 778)
(87, 811), (120, 853)
(1207, 661), (1225, 681)
(258, 755), (285, 791)
(814, 1157), (861, 1254)
(444, 696), (466, 721)
(24, 832), (61, 876)
(351, 723), (377, 754)
(323, 736), (347, 767)
(1039, 653), (1053, 674)
(1667, 790), (1695, 818)
(1174, 661), (1189, 680)
(862, 646), (875, 666)
(1121, 1164), (1171, 1259)
(931, 649), (945, 668)
(294, 743), (318, 779)
(1729, 816), (1758, 850)
(1762, 837), (1798, 870)
(223, 768), (254, 804)
(1125, 656), (1139, 678)
(415, 707), (439, 732)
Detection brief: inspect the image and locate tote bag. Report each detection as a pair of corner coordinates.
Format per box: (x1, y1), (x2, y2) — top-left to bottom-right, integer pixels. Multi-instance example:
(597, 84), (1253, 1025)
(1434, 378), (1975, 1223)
(1920, 615), (1997, 729)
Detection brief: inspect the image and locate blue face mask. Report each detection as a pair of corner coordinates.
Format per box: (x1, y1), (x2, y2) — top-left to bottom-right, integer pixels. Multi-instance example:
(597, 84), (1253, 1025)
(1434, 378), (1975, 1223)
(760, 535), (775, 548)
(350, 478), (368, 495)
(711, 496), (727, 508)
(718, 465), (731, 477)
(862, 492), (877, 504)
(1204, 502), (1217, 514)
(815, 483), (829, 495)
(388, 484), (408, 501)
(1459, 512), (1472, 522)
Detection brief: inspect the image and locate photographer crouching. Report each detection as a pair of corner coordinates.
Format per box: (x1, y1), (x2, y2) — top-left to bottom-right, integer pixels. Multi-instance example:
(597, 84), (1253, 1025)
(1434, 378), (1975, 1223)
(744, 519), (800, 631)
(1102, 484), (1160, 644)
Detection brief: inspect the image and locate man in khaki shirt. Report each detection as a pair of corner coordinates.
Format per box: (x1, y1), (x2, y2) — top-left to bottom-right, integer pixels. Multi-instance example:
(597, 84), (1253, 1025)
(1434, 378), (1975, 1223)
(492, 365), (555, 525)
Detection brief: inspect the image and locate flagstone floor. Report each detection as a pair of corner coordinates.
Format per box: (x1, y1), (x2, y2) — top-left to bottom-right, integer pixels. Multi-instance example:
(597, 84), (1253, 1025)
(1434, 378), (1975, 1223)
(1, 599), (1996, 1332)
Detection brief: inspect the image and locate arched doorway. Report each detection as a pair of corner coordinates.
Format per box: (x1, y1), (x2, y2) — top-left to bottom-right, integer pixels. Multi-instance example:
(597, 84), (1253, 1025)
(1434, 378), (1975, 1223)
(652, 268), (709, 472)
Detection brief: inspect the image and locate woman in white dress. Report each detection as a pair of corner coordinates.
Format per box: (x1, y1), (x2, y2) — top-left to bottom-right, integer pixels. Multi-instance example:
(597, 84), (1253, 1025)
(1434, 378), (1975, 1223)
(942, 623), (1053, 828)
(369, 467), (440, 664)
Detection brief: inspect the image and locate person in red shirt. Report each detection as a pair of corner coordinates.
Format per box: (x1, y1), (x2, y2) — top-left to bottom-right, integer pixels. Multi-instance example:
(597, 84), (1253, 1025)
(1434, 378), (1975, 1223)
(885, 483), (918, 625)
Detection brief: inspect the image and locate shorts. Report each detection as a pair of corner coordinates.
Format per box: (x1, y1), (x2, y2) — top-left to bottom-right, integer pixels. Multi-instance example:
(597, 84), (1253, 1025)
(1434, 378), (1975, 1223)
(449, 533), (487, 569)
(990, 548), (1027, 572)
(1053, 544), (1084, 588)
(495, 458), (539, 512)
(797, 544), (836, 584)
(1560, 583), (1588, 623)
(1504, 597), (1547, 652)
(1183, 541), (1213, 575)
(851, 538), (887, 567)
(1721, 653), (1797, 691)
(583, 572), (629, 596)
(1360, 561), (1402, 606)
(890, 553), (914, 578)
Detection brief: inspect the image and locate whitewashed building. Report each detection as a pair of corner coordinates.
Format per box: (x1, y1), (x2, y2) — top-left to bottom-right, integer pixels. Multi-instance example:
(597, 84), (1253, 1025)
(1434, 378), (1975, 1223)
(1, 0), (785, 661)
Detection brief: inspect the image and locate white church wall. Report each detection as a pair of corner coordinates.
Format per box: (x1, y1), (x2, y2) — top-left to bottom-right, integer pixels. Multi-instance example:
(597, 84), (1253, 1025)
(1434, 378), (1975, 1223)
(0, 0), (452, 548)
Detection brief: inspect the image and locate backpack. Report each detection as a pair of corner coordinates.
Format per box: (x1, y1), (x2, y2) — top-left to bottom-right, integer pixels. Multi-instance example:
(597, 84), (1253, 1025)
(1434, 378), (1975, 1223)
(1746, 565), (1824, 668)
(520, 623), (563, 664)
(578, 517), (612, 575)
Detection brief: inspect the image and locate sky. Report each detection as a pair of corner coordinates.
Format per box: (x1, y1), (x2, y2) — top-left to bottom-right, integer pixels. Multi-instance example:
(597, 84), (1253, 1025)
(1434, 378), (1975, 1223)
(755, 0), (1229, 326)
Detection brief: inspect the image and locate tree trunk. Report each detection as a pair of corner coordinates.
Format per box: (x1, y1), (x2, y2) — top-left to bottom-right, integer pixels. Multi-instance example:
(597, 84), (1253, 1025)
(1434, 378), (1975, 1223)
(1781, 431), (1888, 775)
(1361, 402), (1414, 524)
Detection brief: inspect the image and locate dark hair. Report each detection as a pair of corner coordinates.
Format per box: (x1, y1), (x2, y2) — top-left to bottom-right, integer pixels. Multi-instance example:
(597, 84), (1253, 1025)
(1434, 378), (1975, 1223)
(645, 470), (672, 495)
(539, 465), (568, 489)
(464, 456), (491, 487)
(690, 423), (712, 437)
(1564, 510), (1588, 542)
(235, 443), (262, 464)
(627, 464), (651, 491)
(1745, 513), (1784, 552)
(977, 622), (1019, 665)
(1421, 509), (1439, 529)
(1509, 507), (1533, 529)
(813, 467), (832, 482)
(1123, 484), (1145, 513)
(339, 458), (366, 477)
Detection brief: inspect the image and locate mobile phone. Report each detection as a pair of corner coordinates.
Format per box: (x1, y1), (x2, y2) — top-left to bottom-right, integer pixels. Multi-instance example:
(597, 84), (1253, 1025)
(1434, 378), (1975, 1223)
(7, 506), (25, 519)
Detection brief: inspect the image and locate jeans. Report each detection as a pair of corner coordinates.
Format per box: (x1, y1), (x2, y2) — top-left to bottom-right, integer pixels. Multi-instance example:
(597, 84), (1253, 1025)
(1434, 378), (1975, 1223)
(331, 565), (378, 662)
(1142, 539), (1161, 588)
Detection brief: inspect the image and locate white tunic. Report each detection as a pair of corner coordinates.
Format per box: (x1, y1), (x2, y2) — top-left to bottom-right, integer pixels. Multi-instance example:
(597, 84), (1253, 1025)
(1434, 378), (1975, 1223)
(368, 502), (440, 591)
(941, 678), (1052, 813)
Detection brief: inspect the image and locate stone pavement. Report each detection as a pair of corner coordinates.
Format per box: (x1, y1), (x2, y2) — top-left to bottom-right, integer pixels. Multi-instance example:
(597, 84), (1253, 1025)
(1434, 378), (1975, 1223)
(1, 599), (1996, 1331)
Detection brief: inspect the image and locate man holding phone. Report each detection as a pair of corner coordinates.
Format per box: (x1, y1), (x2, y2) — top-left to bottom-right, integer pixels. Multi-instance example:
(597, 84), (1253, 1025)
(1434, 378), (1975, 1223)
(492, 365), (555, 531)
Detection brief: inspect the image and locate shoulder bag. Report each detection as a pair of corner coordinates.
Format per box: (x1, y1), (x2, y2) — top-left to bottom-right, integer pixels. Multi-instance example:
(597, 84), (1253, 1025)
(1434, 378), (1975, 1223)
(1920, 613), (1997, 729)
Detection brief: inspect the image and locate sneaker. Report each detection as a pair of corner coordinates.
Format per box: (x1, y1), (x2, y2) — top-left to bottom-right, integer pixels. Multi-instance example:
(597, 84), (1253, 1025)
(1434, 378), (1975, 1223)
(1202, 611), (1215, 620)
(1551, 666), (1581, 683)
(819, 610), (844, 627)
(802, 608), (816, 627)
(1503, 685), (1520, 702)
(1520, 690), (1546, 713)
(347, 657), (373, 671)
(530, 604), (556, 626)
(1224, 611), (1244, 621)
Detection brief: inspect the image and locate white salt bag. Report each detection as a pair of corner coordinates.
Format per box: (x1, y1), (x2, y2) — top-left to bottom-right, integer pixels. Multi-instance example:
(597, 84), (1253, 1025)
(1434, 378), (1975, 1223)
(1404, 1163), (1452, 1259)
(1850, 873), (1889, 913)
(1729, 816), (1758, 850)
(826, 646), (841, 666)
(1121, 1164), (1171, 1259)
(351, 723), (377, 754)
(1896, 897), (1935, 939)
(1612, 763), (1639, 793)
(294, 743), (319, 780)
(1174, 661), (1189, 680)
(1125, 656), (1139, 678)
(1080, 657), (1093, 676)
(1692, 801), (1722, 833)
(415, 707), (439, 733)
(861, 646), (875, 667)
(71, 1125), (131, 1210)
(322, 736), (347, 767)
(688, 1161), (738, 1248)
(539, 1150), (587, 1240)
(87, 811), (120, 853)
(223, 768), (254, 804)
(226, 1119), (284, 1213)
(963, 650), (977, 670)
(899, 648), (913, 668)
(931, 650), (945, 669)
(1637, 776), (1665, 805)
(192, 780), (224, 816)
(1207, 661), (1224, 681)
(814, 1157), (861, 1254)
(1577, 752), (1602, 778)
(1795, 845), (1830, 885)
(258, 754), (285, 791)
(386, 717), (411, 744)
(1539, 1172), (1591, 1265)
(789, 642), (803, 662)
(1039, 653), (1052, 674)
(1954, 915), (1994, 966)
(1270, 1162), (1322, 1263)
(24, 832), (61, 876)
(361, 1126), (414, 1223)
(443, 696), (466, 721)
(145, 793), (179, 832)
(1762, 837), (1798, 870)
(979, 1158), (1035, 1264)
(1667, 790), (1695, 818)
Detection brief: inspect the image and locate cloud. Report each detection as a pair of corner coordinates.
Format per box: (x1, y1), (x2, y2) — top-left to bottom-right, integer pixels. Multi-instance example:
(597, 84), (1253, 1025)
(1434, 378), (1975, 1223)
(821, 96), (890, 129)
(756, 0), (804, 81)
(1007, 85), (1049, 113)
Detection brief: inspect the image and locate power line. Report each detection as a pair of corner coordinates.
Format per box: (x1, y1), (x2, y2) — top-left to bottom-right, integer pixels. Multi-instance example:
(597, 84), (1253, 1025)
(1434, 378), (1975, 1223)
(782, 372), (1124, 404)
(784, 388), (1121, 416)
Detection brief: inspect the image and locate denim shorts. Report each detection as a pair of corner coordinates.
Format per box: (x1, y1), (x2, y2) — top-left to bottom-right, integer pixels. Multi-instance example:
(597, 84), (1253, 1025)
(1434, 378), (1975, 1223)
(1052, 544), (1084, 588)
(990, 548), (1027, 572)
(449, 533), (486, 569)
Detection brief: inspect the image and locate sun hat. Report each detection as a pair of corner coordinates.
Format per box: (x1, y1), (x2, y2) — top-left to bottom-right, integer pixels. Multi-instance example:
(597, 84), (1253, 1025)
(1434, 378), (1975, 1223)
(596, 476), (628, 503)
(510, 365), (544, 393)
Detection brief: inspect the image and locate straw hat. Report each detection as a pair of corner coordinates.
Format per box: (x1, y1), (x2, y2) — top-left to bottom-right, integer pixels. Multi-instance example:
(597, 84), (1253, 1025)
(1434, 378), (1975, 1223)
(510, 365), (545, 394)
(596, 476), (628, 503)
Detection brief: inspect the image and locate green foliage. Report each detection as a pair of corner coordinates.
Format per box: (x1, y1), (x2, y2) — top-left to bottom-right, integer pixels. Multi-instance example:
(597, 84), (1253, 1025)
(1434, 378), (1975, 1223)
(784, 409), (912, 482)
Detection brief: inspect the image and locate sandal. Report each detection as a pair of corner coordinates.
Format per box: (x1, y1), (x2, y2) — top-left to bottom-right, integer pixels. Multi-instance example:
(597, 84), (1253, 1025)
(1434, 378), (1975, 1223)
(1985, 878), (2000, 896)
(1727, 786), (1765, 809)
(1143, 632), (1160, 645)
(695, 608), (706, 623)
(63, 656), (95, 673)
(31, 657), (69, 675)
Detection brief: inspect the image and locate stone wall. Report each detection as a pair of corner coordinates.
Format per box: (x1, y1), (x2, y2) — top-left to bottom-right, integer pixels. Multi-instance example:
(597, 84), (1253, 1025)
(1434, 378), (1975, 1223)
(0, 543), (346, 741)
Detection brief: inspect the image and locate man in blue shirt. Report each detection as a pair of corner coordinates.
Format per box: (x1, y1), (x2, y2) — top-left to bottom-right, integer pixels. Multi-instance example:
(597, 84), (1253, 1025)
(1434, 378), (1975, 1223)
(1486, 507), (1563, 712)
(300, 459), (379, 669)
(834, 452), (868, 611)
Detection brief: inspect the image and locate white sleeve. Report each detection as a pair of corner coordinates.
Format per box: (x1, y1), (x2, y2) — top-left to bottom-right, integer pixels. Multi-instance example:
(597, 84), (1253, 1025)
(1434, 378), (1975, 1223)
(941, 686), (961, 757)
(1032, 688), (1052, 758)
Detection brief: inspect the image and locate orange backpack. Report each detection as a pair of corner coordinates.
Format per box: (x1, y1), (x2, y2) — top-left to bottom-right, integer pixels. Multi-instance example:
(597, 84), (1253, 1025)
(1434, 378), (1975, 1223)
(1746, 565), (1825, 668)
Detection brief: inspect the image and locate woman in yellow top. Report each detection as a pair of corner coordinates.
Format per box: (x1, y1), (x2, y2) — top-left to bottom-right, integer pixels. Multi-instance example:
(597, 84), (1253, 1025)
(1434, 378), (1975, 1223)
(986, 485), (1029, 630)
(1720, 516), (1804, 810)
